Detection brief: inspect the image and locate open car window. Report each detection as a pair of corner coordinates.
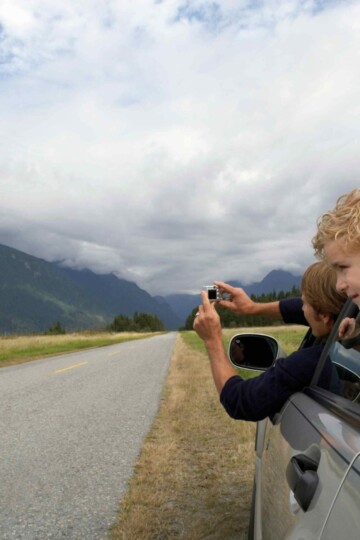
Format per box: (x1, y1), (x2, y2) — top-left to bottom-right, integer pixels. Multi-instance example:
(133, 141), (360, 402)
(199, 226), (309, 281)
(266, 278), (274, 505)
(312, 299), (360, 405)
(330, 341), (360, 403)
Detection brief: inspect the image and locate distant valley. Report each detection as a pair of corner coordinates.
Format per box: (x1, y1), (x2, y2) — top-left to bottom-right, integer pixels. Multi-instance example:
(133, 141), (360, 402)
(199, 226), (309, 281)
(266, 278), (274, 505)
(0, 244), (302, 333)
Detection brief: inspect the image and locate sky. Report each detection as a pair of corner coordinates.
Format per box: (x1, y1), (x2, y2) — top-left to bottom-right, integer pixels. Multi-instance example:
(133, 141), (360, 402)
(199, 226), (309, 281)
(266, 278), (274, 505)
(1, 0), (360, 296)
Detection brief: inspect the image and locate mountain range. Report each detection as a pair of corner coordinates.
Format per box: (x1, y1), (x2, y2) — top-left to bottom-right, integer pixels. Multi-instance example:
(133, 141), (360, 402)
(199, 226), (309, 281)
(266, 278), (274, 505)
(164, 270), (302, 322)
(0, 243), (302, 333)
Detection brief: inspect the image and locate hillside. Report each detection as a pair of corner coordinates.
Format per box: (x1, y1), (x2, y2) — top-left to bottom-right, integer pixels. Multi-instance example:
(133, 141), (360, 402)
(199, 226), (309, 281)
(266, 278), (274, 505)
(0, 244), (181, 333)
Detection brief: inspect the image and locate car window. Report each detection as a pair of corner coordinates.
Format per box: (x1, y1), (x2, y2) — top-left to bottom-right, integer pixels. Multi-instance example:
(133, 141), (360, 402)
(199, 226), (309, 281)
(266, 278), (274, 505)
(312, 300), (360, 405)
(330, 342), (360, 403)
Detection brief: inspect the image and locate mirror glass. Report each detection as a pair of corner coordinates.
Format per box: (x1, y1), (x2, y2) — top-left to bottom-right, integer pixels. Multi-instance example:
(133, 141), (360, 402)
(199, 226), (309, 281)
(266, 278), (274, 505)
(229, 334), (279, 371)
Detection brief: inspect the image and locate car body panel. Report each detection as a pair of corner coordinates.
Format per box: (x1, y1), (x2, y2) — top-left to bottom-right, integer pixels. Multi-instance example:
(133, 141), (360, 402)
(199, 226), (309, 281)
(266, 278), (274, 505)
(229, 301), (360, 540)
(319, 453), (360, 539)
(258, 394), (357, 540)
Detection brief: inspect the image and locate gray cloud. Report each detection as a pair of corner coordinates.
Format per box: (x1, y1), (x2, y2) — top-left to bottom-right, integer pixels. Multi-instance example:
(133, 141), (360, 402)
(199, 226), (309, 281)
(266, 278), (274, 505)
(1, 1), (360, 295)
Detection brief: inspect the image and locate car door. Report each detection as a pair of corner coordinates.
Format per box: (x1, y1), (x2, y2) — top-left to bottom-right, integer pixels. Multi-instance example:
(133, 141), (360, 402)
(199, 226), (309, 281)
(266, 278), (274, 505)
(257, 302), (360, 540)
(319, 454), (360, 539)
(259, 391), (360, 540)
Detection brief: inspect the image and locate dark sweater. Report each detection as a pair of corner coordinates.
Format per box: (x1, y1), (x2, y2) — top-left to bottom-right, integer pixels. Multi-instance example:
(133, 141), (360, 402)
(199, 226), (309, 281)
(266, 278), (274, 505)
(220, 344), (340, 421)
(279, 297), (307, 326)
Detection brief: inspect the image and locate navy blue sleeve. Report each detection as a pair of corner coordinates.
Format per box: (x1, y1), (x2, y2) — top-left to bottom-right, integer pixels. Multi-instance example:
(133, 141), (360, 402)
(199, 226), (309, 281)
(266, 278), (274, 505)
(279, 297), (308, 326)
(219, 344), (337, 421)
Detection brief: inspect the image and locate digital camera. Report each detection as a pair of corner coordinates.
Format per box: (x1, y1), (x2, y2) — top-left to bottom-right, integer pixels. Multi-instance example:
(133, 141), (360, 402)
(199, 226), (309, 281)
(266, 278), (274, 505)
(204, 285), (222, 302)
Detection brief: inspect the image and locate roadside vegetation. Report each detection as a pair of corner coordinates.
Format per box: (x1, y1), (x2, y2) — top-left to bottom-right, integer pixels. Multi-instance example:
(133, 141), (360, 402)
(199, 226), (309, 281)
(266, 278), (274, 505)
(111, 325), (306, 539)
(0, 331), (160, 367)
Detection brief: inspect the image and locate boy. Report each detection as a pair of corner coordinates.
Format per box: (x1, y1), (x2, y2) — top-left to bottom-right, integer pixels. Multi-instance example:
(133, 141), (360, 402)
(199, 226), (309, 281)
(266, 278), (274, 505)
(193, 262), (346, 421)
(313, 188), (360, 340)
(313, 188), (360, 304)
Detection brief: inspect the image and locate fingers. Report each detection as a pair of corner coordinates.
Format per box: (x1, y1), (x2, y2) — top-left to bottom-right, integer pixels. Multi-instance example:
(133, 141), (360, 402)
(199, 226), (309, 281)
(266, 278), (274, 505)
(213, 281), (236, 309)
(338, 320), (346, 338)
(217, 299), (234, 312)
(196, 290), (219, 319)
(193, 293), (211, 327)
(339, 317), (356, 339)
(193, 291), (222, 341)
(200, 290), (211, 309)
(214, 281), (235, 294)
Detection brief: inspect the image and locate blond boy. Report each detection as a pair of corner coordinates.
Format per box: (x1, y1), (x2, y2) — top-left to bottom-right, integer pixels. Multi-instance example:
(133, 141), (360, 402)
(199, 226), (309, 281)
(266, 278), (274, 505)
(313, 188), (360, 338)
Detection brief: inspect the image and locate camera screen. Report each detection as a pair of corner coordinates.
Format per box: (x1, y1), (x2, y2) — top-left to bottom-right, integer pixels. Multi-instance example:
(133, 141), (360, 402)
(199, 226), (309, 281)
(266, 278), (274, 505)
(208, 289), (217, 299)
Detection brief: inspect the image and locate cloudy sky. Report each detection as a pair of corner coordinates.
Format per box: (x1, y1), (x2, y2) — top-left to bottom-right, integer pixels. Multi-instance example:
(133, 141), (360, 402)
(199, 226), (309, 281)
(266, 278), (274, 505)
(1, 0), (360, 296)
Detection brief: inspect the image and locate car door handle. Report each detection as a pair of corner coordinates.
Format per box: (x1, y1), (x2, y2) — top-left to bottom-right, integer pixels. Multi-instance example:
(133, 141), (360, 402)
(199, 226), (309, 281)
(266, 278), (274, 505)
(286, 454), (319, 512)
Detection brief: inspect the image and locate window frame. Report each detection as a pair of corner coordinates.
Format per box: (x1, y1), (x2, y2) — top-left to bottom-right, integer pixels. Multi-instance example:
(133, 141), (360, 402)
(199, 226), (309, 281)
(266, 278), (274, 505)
(310, 298), (359, 387)
(304, 386), (360, 430)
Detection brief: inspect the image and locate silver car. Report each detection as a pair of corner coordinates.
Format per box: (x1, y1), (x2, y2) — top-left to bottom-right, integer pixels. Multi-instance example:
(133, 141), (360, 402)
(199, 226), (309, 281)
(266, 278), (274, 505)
(228, 298), (360, 540)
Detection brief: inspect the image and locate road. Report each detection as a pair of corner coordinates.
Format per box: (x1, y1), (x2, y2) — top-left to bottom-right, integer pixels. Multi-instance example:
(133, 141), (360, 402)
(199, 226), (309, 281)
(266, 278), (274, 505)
(0, 332), (177, 540)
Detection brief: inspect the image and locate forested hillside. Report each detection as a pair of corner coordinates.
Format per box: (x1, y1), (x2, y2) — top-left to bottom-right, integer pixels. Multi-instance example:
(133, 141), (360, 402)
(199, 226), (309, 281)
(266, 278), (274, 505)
(0, 244), (180, 333)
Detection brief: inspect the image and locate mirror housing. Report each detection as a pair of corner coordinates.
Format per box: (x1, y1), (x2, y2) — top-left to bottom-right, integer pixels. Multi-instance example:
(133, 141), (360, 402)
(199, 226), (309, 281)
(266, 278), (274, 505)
(228, 333), (285, 371)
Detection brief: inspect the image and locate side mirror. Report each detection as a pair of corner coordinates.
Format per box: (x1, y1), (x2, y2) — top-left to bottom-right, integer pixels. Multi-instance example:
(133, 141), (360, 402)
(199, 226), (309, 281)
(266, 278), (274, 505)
(228, 333), (283, 371)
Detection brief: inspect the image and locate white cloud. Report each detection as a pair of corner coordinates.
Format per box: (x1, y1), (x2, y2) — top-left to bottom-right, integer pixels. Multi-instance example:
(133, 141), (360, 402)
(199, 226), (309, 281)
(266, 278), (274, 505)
(1, 0), (360, 295)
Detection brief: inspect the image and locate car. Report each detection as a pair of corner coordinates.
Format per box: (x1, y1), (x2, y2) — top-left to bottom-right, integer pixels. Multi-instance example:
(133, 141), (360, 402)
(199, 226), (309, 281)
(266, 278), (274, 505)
(228, 298), (360, 540)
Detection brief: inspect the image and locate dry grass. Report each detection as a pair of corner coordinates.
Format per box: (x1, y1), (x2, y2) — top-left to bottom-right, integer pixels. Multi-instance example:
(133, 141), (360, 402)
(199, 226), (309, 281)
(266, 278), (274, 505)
(110, 333), (256, 540)
(0, 331), (148, 349)
(0, 331), (156, 367)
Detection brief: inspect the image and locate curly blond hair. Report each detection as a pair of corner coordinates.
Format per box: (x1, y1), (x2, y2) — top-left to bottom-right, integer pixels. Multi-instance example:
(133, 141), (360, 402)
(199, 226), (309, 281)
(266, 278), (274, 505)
(312, 188), (360, 258)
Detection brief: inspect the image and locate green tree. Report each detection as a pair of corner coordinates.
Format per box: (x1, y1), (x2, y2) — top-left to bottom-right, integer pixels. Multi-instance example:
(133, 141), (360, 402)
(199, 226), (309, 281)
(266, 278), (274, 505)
(108, 314), (134, 332)
(108, 312), (164, 332)
(133, 312), (164, 332)
(44, 321), (66, 335)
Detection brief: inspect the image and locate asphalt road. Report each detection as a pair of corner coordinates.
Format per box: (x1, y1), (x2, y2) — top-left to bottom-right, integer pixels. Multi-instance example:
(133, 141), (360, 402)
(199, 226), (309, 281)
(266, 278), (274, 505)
(0, 332), (177, 540)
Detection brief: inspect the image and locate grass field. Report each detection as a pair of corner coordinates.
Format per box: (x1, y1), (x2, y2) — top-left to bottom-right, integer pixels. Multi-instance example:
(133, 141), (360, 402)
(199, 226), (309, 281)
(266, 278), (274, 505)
(0, 331), (160, 367)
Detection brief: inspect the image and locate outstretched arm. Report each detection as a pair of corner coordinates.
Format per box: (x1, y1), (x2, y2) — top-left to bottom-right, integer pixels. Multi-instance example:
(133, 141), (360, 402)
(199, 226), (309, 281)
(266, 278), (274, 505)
(214, 281), (282, 318)
(193, 291), (237, 394)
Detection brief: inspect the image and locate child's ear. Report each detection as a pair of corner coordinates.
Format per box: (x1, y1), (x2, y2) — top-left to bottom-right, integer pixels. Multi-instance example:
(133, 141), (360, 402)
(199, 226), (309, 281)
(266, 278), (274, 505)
(322, 314), (333, 328)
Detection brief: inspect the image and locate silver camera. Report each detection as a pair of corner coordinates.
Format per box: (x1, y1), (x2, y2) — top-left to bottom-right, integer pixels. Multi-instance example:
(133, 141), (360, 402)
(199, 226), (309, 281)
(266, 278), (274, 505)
(204, 285), (222, 302)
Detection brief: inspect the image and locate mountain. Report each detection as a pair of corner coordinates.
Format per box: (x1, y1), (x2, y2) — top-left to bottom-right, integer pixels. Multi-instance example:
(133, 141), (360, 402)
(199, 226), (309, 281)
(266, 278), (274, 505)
(162, 294), (203, 325)
(59, 267), (181, 330)
(164, 270), (302, 323)
(0, 242), (302, 333)
(0, 244), (181, 333)
(228, 269), (302, 296)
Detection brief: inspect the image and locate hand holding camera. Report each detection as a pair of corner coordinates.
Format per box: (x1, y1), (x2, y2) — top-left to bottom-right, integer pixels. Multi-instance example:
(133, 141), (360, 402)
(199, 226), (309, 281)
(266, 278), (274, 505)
(204, 285), (223, 302)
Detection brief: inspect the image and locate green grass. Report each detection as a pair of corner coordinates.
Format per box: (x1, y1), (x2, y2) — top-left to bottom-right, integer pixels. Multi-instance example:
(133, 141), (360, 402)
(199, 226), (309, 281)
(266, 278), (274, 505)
(180, 330), (207, 353)
(259, 328), (307, 354)
(181, 326), (306, 355)
(182, 325), (307, 380)
(0, 333), (161, 365)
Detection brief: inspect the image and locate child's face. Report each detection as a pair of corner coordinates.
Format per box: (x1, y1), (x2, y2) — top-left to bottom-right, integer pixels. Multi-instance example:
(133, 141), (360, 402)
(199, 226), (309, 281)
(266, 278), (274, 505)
(324, 239), (360, 308)
(301, 294), (331, 337)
